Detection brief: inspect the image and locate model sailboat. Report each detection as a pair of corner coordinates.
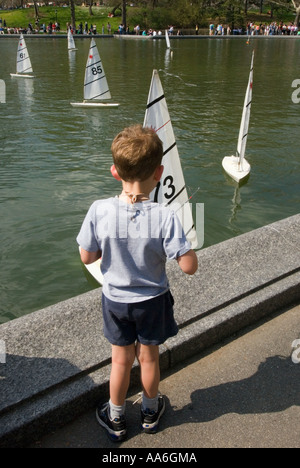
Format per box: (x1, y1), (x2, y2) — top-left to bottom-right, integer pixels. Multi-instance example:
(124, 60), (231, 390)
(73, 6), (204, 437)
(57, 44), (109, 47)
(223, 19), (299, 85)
(144, 69), (198, 249)
(71, 38), (119, 108)
(67, 28), (78, 51)
(222, 51), (254, 183)
(10, 34), (34, 79)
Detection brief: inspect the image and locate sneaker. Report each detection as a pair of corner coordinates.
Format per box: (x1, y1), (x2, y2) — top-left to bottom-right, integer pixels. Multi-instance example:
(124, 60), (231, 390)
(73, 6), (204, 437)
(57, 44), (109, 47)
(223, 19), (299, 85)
(141, 395), (165, 434)
(96, 402), (127, 442)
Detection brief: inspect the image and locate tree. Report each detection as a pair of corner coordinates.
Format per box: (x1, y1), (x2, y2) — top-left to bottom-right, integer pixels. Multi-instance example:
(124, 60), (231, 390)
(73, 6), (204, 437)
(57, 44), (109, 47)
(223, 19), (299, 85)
(70, 0), (76, 28)
(291, 0), (300, 24)
(267, 0), (300, 24)
(89, 0), (93, 16)
(33, 0), (39, 20)
(122, 0), (127, 29)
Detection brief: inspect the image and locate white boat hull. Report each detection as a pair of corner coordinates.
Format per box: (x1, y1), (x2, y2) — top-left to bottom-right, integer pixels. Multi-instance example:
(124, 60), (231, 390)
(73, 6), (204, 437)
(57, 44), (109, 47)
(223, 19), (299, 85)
(10, 73), (34, 79)
(71, 101), (119, 108)
(222, 155), (251, 183)
(79, 247), (103, 284)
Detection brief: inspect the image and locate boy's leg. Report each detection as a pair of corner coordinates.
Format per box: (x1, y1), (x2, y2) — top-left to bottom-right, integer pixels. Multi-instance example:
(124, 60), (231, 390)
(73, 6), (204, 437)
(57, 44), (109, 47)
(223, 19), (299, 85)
(110, 343), (136, 406)
(96, 343), (135, 442)
(136, 343), (160, 400)
(136, 343), (165, 433)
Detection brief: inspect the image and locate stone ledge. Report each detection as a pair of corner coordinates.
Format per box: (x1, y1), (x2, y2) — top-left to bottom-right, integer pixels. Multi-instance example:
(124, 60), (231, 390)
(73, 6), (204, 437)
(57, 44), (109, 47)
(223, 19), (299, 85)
(0, 214), (299, 447)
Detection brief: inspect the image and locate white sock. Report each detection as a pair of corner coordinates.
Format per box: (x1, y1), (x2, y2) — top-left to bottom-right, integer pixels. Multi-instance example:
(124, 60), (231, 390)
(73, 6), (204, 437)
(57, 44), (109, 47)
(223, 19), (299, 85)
(142, 393), (158, 413)
(109, 399), (126, 420)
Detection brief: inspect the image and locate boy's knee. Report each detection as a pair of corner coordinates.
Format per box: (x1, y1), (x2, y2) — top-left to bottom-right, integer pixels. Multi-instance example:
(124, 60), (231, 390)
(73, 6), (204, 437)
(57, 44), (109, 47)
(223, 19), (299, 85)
(136, 344), (159, 364)
(112, 344), (136, 367)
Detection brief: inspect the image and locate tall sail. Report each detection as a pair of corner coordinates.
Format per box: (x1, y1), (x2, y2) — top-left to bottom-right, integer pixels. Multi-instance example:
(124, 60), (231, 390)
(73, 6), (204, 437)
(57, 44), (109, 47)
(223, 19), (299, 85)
(16, 34), (33, 75)
(84, 39), (111, 101)
(144, 70), (198, 249)
(236, 51), (254, 169)
(67, 28), (77, 51)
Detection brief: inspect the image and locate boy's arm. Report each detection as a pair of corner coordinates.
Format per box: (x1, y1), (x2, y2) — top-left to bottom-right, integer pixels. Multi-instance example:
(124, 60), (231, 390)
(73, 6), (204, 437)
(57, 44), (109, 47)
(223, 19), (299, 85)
(177, 250), (198, 275)
(80, 248), (102, 265)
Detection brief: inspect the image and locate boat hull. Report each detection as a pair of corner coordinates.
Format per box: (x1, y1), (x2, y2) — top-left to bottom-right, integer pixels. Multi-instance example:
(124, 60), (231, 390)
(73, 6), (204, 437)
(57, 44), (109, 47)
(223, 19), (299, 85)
(10, 73), (34, 79)
(70, 101), (119, 108)
(222, 155), (251, 183)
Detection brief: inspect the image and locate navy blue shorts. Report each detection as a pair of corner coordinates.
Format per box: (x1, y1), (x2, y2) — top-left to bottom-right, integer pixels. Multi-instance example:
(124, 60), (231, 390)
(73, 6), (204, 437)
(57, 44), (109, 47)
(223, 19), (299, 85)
(102, 291), (178, 346)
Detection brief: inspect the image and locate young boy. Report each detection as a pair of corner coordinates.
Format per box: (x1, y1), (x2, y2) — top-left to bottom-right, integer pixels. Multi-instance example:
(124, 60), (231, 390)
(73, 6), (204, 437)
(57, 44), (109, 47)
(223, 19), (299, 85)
(77, 125), (198, 442)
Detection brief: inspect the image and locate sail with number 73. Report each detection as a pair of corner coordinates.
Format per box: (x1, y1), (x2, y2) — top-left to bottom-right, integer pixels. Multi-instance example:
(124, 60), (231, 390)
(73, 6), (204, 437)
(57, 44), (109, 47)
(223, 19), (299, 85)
(143, 70), (198, 249)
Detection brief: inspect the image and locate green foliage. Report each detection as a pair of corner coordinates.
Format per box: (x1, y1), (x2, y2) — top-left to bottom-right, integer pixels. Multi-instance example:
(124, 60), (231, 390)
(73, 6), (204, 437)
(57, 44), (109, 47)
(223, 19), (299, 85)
(128, 6), (174, 29)
(0, 2), (296, 32)
(0, 6), (122, 31)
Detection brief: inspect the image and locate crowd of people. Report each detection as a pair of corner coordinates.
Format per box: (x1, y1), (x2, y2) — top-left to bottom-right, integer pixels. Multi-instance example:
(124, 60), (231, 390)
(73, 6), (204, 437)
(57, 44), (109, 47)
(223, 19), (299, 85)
(1, 15), (299, 37)
(117, 24), (178, 36)
(209, 21), (299, 36)
(246, 21), (299, 35)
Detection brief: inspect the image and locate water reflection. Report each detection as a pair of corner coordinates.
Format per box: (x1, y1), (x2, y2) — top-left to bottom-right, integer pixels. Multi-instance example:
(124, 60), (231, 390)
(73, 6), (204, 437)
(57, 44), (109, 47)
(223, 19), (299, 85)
(68, 49), (77, 76)
(229, 185), (242, 224)
(16, 77), (34, 110)
(164, 48), (173, 69)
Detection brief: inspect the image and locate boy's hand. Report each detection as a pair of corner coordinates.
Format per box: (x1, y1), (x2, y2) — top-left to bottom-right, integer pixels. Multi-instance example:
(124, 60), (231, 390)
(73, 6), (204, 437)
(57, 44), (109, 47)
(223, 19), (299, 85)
(177, 250), (198, 275)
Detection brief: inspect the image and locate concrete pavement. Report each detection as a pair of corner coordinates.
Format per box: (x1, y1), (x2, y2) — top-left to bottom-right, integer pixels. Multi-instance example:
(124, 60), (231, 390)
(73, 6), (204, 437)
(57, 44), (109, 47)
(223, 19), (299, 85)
(30, 303), (300, 449)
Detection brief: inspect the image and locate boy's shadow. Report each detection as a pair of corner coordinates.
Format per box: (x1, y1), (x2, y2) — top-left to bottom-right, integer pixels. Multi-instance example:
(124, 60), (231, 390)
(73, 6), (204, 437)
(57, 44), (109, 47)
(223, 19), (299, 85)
(123, 355), (300, 443)
(158, 355), (300, 431)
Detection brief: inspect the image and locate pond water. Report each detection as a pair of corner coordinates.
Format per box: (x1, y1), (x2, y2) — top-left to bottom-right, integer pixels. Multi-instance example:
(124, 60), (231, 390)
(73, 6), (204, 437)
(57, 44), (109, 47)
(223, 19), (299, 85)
(0, 36), (299, 323)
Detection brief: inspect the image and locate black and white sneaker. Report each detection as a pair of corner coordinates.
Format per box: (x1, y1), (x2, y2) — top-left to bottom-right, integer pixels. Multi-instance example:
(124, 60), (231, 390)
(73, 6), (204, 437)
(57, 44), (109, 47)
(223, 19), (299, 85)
(96, 402), (127, 442)
(141, 395), (165, 434)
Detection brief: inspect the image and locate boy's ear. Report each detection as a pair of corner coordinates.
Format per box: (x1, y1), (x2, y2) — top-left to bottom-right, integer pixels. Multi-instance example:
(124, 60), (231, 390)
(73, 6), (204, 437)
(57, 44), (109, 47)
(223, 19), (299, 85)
(155, 165), (164, 181)
(110, 164), (122, 181)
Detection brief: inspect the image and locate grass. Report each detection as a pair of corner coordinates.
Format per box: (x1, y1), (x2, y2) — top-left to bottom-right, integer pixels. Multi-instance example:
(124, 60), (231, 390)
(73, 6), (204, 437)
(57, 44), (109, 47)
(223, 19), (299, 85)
(0, 6), (123, 33)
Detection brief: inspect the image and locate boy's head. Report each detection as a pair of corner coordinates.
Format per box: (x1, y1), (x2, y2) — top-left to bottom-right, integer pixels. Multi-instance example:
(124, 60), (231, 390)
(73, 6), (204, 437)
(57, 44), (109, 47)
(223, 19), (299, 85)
(111, 125), (163, 182)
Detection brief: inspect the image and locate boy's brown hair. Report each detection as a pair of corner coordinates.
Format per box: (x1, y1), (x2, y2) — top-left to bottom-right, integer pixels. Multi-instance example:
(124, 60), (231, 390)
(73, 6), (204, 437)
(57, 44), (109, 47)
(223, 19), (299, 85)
(111, 125), (163, 182)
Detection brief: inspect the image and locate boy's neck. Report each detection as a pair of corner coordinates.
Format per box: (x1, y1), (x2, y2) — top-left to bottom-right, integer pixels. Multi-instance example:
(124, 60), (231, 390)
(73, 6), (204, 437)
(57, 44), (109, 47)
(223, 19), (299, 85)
(120, 180), (152, 204)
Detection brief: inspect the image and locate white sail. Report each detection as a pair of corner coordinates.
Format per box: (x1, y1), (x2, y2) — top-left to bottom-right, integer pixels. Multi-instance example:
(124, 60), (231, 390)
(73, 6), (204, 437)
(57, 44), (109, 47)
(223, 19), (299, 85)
(165, 29), (171, 49)
(222, 52), (254, 183)
(16, 34), (33, 75)
(84, 38), (111, 101)
(236, 51), (254, 168)
(144, 70), (198, 249)
(71, 38), (118, 108)
(67, 28), (77, 50)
